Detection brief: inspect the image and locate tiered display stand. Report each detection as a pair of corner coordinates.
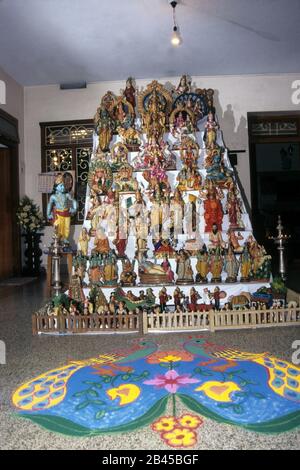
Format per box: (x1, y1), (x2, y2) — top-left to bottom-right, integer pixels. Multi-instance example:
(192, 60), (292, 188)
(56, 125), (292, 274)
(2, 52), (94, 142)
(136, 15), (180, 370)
(33, 76), (300, 334)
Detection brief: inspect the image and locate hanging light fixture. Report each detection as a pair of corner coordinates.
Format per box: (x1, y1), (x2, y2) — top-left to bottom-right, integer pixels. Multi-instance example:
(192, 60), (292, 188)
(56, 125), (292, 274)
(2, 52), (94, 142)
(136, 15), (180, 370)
(170, 1), (182, 46)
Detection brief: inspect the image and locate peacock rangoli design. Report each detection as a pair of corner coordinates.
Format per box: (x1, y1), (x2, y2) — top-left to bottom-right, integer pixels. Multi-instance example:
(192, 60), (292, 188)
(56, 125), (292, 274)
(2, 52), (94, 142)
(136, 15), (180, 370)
(12, 338), (300, 448)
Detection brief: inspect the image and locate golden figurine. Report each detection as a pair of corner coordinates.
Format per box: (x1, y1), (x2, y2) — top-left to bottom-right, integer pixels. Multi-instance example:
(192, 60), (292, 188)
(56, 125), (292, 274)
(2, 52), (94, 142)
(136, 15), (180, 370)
(94, 92), (116, 151)
(195, 246), (209, 283)
(138, 81), (172, 141)
(77, 227), (90, 257)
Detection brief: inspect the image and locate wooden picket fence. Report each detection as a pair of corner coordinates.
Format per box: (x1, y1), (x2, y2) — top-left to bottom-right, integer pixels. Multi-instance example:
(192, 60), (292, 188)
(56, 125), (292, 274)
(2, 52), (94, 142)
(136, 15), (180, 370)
(145, 310), (210, 333)
(209, 307), (300, 331)
(32, 312), (141, 335)
(32, 306), (300, 335)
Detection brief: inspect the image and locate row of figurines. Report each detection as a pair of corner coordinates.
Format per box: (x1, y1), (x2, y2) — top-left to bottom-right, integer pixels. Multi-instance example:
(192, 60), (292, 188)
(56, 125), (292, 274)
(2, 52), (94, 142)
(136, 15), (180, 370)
(49, 279), (275, 317)
(77, 223), (254, 264)
(94, 76), (216, 154)
(93, 124), (220, 172)
(85, 182), (246, 242)
(88, 142), (233, 197)
(72, 241), (272, 288)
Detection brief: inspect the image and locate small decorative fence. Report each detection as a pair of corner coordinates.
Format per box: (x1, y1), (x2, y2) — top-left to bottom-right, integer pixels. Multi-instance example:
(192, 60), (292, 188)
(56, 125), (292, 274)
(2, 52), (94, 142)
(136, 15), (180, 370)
(209, 307), (300, 332)
(145, 311), (210, 333)
(32, 307), (300, 335)
(32, 312), (142, 335)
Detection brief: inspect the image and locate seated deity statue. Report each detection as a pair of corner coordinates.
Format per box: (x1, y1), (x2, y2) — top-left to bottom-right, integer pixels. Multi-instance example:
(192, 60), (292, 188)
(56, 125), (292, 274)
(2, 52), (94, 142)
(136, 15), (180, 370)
(205, 147), (232, 187)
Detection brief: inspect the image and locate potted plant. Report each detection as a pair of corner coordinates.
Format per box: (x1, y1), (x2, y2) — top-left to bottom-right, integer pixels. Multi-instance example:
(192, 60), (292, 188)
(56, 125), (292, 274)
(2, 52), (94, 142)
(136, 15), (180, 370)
(270, 276), (287, 303)
(16, 196), (45, 275)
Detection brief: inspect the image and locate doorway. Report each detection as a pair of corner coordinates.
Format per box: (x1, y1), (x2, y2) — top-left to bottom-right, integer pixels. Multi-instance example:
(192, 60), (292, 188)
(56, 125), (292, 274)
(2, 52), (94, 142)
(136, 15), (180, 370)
(248, 112), (300, 282)
(0, 109), (21, 280)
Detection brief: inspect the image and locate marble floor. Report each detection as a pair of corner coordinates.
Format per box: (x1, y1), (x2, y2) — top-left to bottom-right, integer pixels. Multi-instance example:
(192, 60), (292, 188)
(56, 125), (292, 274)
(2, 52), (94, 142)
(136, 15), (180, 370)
(0, 279), (299, 450)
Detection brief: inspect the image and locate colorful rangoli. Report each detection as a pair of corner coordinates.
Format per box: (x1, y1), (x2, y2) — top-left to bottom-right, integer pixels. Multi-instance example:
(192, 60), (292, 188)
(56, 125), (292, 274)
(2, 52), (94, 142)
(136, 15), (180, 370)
(12, 338), (300, 448)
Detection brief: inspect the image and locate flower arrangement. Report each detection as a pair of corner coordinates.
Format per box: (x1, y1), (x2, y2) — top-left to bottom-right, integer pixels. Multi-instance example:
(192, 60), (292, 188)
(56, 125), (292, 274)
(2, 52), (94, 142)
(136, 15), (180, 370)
(16, 196), (45, 234)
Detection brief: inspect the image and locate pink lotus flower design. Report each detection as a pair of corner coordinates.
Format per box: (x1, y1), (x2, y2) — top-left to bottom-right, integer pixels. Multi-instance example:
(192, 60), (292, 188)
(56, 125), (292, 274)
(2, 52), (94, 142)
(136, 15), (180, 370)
(144, 370), (199, 394)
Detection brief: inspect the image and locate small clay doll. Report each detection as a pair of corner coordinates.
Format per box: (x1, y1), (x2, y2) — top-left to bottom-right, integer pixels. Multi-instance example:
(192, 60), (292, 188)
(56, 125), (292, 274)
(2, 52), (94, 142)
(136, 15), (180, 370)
(77, 227), (90, 257)
(159, 287), (171, 312)
(173, 286), (184, 310)
(224, 246), (239, 283)
(190, 287), (201, 311)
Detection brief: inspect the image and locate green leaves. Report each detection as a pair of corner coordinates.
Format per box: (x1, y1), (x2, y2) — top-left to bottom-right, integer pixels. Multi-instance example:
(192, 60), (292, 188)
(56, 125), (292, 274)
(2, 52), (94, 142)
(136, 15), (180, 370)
(193, 367), (213, 377)
(95, 410), (106, 420)
(18, 394), (169, 436)
(178, 394), (300, 433)
(75, 400), (90, 411)
(250, 392), (265, 400)
(87, 389), (99, 397)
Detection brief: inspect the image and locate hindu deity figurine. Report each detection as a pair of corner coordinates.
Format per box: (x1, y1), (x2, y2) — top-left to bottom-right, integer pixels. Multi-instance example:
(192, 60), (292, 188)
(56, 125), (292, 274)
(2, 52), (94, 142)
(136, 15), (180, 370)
(135, 214), (148, 262)
(227, 228), (244, 253)
(169, 188), (184, 239)
(180, 142), (199, 168)
(88, 159), (113, 195)
(149, 185), (168, 239)
(240, 245), (252, 282)
(195, 246), (209, 283)
(203, 184), (224, 232)
(146, 159), (170, 189)
(205, 147), (232, 187)
(208, 223), (226, 250)
(184, 233), (204, 256)
(113, 225), (128, 258)
(89, 197), (104, 236)
(123, 77), (136, 115)
(68, 274), (85, 304)
(77, 227), (90, 257)
(139, 256), (172, 284)
(72, 253), (88, 284)
(154, 238), (176, 259)
(110, 142), (128, 172)
(112, 95), (134, 129)
(177, 165), (202, 191)
(93, 227), (111, 255)
(47, 174), (78, 244)
(142, 89), (166, 141)
(204, 111), (219, 149)
(248, 240), (272, 282)
(117, 126), (141, 151)
(159, 287), (171, 312)
(170, 107), (195, 148)
(102, 251), (119, 286)
(160, 254), (175, 283)
(176, 249), (194, 284)
(120, 258), (137, 287)
(94, 98), (116, 152)
(209, 248), (223, 283)
(226, 182), (245, 229)
(224, 246), (239, 283)
(86, 190), (97, 221)
(176, 75), (191, 95)
(114, 163), (138, 193)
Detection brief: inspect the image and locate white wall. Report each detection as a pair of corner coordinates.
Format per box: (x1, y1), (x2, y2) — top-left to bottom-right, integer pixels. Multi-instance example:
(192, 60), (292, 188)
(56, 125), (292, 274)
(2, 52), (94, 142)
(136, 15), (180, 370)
(0, 66), (24, 194)
(24, 73), (300, 263)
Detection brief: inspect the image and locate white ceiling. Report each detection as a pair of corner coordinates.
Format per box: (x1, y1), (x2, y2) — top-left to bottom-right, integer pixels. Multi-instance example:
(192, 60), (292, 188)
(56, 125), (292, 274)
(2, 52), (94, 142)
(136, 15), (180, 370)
(0, 0), (300, 86)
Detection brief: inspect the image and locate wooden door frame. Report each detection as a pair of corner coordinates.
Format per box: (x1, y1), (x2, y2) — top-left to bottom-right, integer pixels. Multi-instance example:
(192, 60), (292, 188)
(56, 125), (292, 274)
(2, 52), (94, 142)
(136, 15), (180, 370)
(0, 108), (21, 275)
(247, 111), (300, 243)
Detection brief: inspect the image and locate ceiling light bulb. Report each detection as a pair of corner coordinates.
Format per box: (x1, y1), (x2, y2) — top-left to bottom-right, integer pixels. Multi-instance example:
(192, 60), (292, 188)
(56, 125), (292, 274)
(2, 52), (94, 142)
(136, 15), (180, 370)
(171, 26), (181, 46)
